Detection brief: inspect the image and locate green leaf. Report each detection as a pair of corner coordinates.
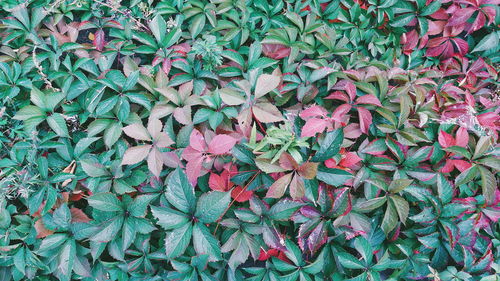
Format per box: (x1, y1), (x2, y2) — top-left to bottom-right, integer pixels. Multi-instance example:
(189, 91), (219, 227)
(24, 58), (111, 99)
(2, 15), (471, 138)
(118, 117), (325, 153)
(388, 179), (412, 193)
(128, 194), (156, 217)
(193, 222), (222, 261)
(316, 166), (353, 186)
(92, 216), (124, 242)
(455, 165), (478, 186)
(268, 199), (304, 221)
(87, 193), (123, 212)
(311, 129), (343, 162)
(390, 195), (409, 225)
(381, 201), (398, 235)
(195, 191), (231, 223)
(472, 31), (499, 53)
(58, 239), (76, 280)
(47, 113), (69, 137)
(149, 15), (166, 43)
(53, 204), (71, 230)
(391, 13), (415, 27)
(80, 158), (109, 177)
(478, 166), (496, 204)
(338, 252), (365, 269)
(165, 222), (193, 258)
(420, 1), (440, 16)
(13, 105), (45, 120)
(436, 174), (453, 204)
(355, 197), (387, 212)
(151, 205), (189, 230)
(165, 168), (196, 214)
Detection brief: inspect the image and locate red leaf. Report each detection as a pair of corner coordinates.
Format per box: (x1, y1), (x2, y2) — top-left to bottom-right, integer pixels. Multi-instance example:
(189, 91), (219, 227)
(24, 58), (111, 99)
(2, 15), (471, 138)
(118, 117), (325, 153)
(93, 29), (106, 51)
(70, 208), (91, 223)
(438, 130), (455, 148)
(357, 107), (372, 134)
(208, 134), (236, 155)
(301, 118), (328, 137)
(231, 186), (253, 202)
(339, 152), (362, 168)
(35, 219), (54, 239)
(447, 8), (475, 26)
(355, 94), (382, 106)
(209, 173), (228, 192)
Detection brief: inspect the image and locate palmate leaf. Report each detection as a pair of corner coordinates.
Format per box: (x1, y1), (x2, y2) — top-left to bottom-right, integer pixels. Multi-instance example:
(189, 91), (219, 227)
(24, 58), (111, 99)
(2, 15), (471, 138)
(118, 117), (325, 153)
(165, 222), (193, 259)
(194, 191), (231, 223)
(166, 168), (196, 214)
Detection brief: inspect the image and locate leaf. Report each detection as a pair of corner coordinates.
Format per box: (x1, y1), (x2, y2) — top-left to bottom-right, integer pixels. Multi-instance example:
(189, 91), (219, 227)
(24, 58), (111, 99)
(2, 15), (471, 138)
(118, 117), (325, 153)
(47, 113), (69, 137)
(147, 147), (163, 177)
(472, 31), (499, 53)
(165, 222), (192, 258)
(390, 195), (409, 225)
(391, 13), (415, 27)
(193, 223), (222, 261)
(388, 179), (412, 193)
(254, 73), (281, 99)
(121, 145), (151, 165)
(87, 193), (123, 212)
(301, 118), (328, 138)
(316, 166), (353, 186)
(208, 135), (237, 155)
(123, 123), (151, 141)
(93, 29), (106, 51)
(355, 197), (387, 212)
(165, 168), (196, 214)
(436, 174), (453, 204)
(80, 158), (109, 177)
(338, 252), (365, 269)
(268, 199), (303, 220)
(311, 129), (343, 162)
(151, 205), (189, 230)
(265, 173), (292, 198)
(149, 15), (166, 43)
(252, 102), (284, 123)
(128, 195), (156, 217)
(381, 201), (398, 235)
(478, 166), (496, 205)
(195, 191), (231, 223)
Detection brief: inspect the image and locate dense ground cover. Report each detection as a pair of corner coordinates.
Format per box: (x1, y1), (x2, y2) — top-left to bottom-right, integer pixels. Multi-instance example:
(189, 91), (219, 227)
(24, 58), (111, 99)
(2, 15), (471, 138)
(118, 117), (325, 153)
(0, 0), (499, 280)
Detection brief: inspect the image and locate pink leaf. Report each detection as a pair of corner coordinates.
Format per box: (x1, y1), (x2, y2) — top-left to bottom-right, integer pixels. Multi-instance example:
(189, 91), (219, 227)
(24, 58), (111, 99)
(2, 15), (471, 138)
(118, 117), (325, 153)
(325, 91), (349, 103)
(447, 8), (475, 26)
(332, 104), (352, 122)
(93, 29), (106, 51)
(438, 130), (455, 148)
(209, 173), (228, 192)
(301, 118), (328, 137)
(355, 94), (382, 106)
(455, 127), (469, 147)
(299, 105), (328, 119)
(186, 157), (204, 185)
(357, 107), (372, 134)
(181, 146), (203, 162)
(189, 129), (207, 152)
(208, 134), (237, 155)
